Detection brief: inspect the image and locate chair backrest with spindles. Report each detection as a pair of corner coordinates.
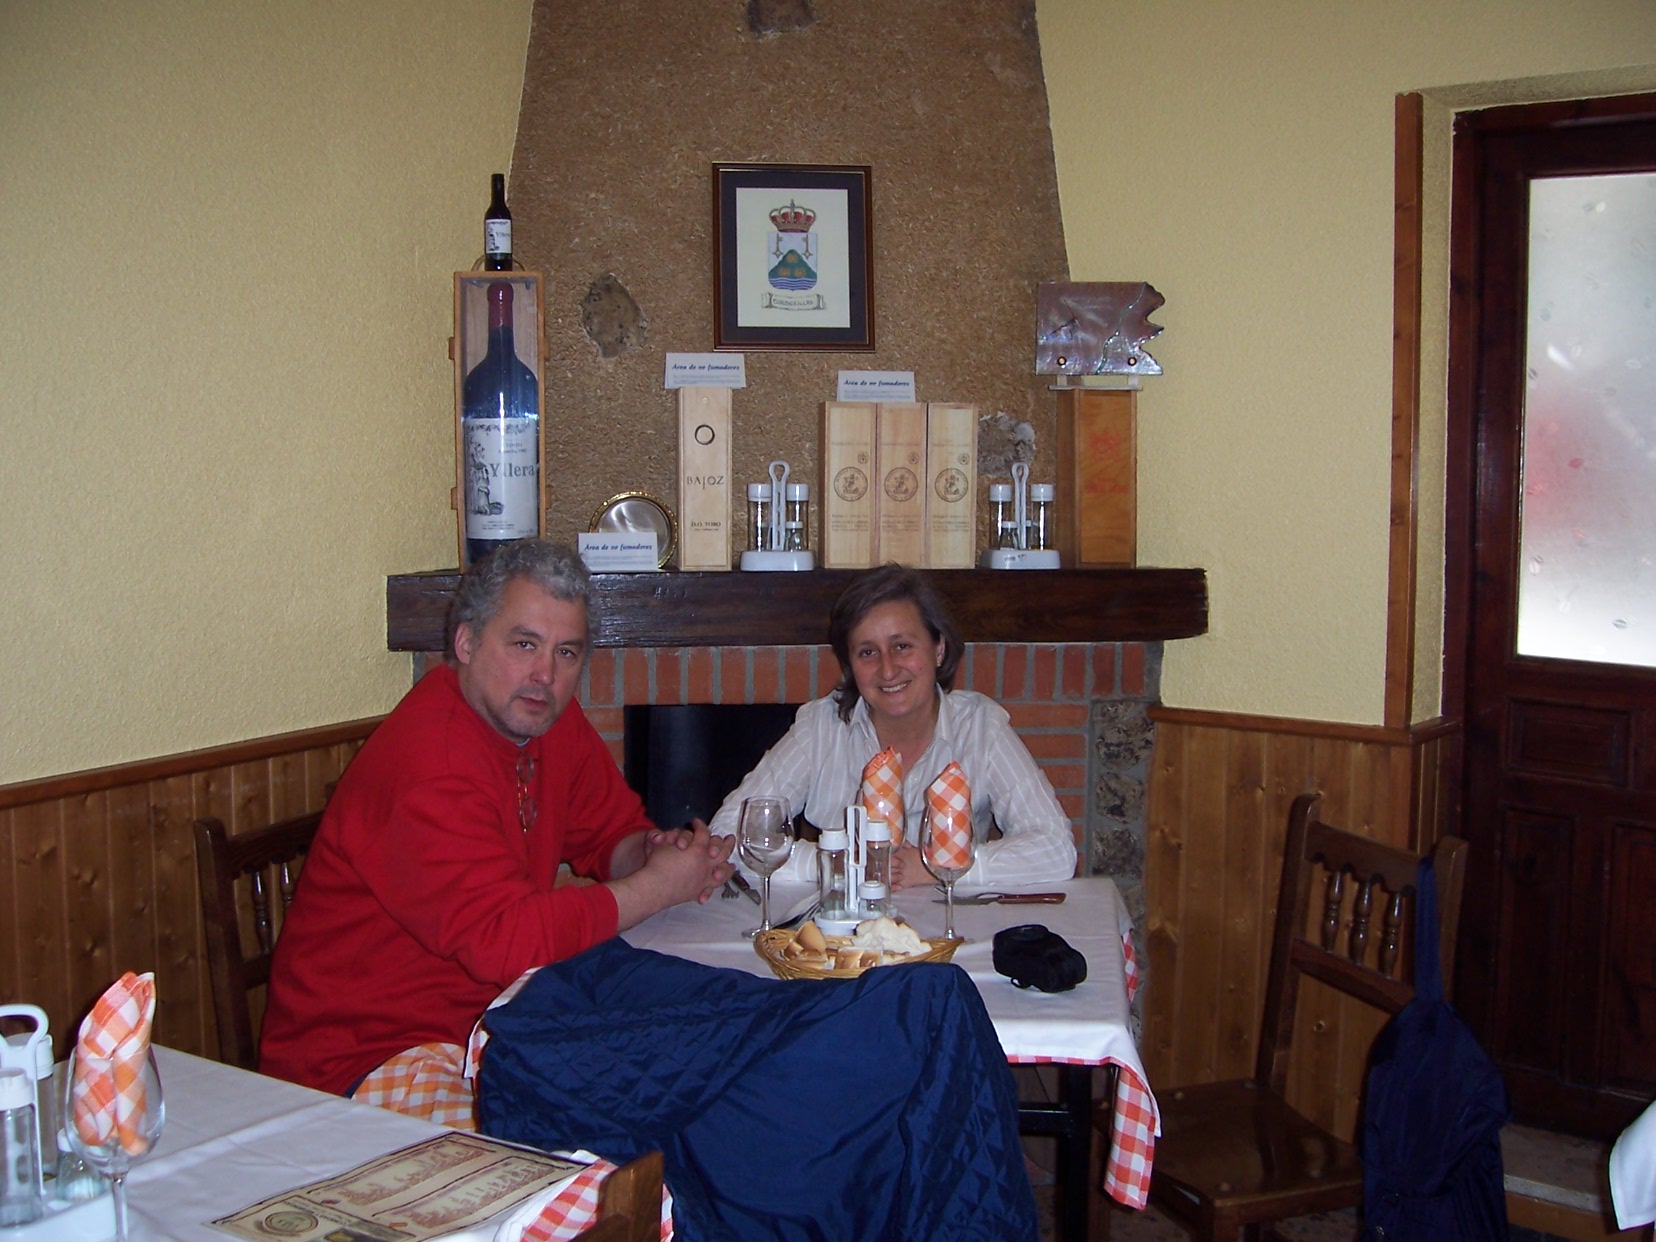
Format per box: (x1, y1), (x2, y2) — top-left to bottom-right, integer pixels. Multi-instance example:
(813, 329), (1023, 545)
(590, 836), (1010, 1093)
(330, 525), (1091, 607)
(193, 813), (323, 1070)
(1255, 793), (1467, 1093)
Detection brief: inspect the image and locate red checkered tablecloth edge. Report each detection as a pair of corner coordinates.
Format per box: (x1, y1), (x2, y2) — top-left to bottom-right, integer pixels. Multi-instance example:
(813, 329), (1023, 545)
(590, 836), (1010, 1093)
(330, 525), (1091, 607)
(1005, 926), (1155, 1210)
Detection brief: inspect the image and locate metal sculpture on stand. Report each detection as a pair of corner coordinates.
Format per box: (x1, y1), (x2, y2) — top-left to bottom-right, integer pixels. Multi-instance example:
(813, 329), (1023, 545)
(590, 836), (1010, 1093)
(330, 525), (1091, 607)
(1036, 281), (1164, 380)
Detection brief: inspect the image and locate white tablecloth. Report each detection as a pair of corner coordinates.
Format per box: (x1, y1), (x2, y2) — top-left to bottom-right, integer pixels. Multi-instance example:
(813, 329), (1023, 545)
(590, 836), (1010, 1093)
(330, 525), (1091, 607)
(623, 875), (1148, 1076)
(1612, 1098), (1656, 1229)
(100, 1048), (514, 1242)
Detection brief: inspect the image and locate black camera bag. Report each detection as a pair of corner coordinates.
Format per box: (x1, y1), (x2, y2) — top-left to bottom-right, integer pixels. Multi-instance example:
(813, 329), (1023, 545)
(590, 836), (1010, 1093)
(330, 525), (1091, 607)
(991, 923), (1087, 993)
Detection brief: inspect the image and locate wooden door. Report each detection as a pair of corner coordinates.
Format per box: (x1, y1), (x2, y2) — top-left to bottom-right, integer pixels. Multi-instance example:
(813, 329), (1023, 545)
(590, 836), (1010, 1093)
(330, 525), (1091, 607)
(1452, 94), (1656, 1140)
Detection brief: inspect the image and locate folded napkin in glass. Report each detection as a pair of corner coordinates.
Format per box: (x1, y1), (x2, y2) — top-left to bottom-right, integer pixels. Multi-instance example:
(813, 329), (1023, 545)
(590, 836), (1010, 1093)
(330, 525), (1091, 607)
(70, 969), (156, 1154)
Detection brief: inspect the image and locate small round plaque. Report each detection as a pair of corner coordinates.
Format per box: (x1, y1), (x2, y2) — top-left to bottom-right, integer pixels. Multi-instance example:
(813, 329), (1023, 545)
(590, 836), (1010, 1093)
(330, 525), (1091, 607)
(588, 491), (677, 569)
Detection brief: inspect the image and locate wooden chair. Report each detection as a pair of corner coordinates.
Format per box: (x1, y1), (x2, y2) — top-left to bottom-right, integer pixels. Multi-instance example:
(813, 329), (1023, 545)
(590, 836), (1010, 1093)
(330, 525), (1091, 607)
(193, 812), (322, 1070)
(576, 1151), (664, 1242)
(1111, 793), (1468, 1241)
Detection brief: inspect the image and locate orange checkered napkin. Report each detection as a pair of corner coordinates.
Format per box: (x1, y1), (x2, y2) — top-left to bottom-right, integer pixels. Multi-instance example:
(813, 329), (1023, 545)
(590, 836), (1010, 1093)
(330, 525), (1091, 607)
(352, 1042), (477, 1131)
(861, 747), (905, 846)
(71, 970), (156, 1156)
(924, 762), (973, 872)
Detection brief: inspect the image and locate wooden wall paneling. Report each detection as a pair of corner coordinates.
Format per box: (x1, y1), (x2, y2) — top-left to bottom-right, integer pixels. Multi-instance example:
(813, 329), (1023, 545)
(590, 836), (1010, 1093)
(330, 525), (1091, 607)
(153, 774), (207, 1056)
(309, 739), (364, 805)
(106, 783), (157, 1044)
(62, 791), (113, 1052)
(1173, 724), (1232, 1085)
(12, 802), (69, 1047)
(228, 759), (269, 834)
(1218, 729), (1268, 1080)
(270, 752), (309, 821)
(1142, 721), (1186, 1087)
(0, 810), (16, 1019)
(0, 722), (377, 1065)
(1287, 740), (1348, 1129)
(1144, 713), (1448, 1141)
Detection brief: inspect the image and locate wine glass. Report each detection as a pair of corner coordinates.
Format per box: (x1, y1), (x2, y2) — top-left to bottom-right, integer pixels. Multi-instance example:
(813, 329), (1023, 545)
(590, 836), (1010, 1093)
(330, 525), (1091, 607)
(738, 796), (794, 937)
(63, 1047), (165, 1242)
(922, 809), (977, 941)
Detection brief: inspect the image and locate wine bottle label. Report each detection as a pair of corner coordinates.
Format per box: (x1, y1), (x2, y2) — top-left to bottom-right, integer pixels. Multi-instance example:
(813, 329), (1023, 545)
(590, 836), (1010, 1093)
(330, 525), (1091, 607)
(462, 417), (539, 539)
(485, 220), (511, 255)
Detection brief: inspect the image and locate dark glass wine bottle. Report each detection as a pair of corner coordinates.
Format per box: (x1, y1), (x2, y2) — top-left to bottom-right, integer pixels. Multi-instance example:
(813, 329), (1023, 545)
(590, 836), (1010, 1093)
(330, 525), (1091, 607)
(461, 281), (539, 566)
(484, 173), (512, 271)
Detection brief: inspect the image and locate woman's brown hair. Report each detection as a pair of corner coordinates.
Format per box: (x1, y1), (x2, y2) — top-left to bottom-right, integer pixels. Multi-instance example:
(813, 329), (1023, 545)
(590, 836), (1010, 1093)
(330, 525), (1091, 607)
(826, 564), (964, 722)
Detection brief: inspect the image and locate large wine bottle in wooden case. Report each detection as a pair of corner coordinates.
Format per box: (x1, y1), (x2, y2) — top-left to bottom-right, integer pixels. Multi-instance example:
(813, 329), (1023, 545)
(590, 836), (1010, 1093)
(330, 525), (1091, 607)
(451, 272), (546, 568)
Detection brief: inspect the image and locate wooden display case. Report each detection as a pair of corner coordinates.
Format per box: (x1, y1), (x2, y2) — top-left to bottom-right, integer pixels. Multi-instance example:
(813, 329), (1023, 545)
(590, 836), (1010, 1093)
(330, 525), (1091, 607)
(450, 271), (546, 567)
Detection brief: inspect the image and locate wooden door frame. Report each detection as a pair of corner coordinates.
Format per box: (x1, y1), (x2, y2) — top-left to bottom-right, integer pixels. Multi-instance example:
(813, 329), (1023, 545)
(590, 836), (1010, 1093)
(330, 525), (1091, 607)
(1441, 91), (1656, 770)
(1386, 94), (1426, 736)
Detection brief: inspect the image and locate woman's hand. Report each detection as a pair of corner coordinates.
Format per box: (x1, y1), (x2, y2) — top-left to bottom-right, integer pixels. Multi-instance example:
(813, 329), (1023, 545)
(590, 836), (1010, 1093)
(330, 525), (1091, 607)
(889, 843), (925, 891)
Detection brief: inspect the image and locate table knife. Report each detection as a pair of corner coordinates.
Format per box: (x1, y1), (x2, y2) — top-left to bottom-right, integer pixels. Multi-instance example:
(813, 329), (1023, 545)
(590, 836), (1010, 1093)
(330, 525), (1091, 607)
(728, 871), (762, 905)
(932, 891), (1068, 905)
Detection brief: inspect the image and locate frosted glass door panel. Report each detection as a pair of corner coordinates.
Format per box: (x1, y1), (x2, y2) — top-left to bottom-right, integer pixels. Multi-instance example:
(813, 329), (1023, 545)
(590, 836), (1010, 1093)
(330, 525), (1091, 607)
(1518, 173), (1656, 667)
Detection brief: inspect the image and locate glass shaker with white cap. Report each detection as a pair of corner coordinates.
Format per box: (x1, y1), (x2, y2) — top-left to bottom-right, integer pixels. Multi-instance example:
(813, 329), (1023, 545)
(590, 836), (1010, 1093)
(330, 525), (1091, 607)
(816, 827), (851, 923)
(1028, 483), (1055, 551)
(783, 482), (809, 551)
(0, 1068), (42, 1225)
(747, 482), (773, 551)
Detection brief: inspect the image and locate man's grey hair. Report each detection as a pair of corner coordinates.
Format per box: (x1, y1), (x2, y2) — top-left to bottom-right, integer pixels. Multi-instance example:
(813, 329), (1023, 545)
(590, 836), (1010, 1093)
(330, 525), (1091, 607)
(446, 540), (593, 659)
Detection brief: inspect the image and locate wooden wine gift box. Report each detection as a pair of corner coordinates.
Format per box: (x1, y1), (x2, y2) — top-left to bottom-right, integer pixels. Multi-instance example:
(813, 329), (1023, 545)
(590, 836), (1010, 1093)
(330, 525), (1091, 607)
(822, 401), (878, 568)
(1055, 387), (1136, 566)
(450, 271), (547, 567)
(677, 387), (733, 571)
(923, 402), (977, 568)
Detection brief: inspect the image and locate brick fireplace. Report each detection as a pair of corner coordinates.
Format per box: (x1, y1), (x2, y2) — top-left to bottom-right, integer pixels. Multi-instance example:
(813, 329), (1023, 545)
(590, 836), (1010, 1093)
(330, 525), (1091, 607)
(389, 567), (1206, 920)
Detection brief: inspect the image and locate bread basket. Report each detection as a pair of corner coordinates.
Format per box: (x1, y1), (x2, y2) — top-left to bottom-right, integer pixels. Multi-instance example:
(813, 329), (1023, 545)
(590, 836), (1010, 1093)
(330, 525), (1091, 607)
(753, 928), (961, 980)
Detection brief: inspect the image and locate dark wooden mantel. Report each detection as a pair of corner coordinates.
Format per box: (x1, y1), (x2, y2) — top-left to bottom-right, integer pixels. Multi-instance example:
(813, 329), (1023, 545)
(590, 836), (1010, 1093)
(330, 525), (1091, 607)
(387, 567), (1208, 652)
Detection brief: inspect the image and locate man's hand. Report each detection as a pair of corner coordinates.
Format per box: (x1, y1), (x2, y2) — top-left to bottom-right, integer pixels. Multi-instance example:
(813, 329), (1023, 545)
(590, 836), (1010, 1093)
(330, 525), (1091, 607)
(607, 821), (735, 931)
(639, 819), (736, 902)
(890, 843), (925, 892)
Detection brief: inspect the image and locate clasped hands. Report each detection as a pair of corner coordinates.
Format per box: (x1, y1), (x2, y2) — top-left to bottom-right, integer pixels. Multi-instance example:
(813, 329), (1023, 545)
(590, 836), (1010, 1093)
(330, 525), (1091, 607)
(642, 820), (736, 905)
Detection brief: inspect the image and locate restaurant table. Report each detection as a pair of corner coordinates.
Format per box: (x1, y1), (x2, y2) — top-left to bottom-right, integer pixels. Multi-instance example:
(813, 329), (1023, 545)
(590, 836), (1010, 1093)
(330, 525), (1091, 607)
(63, 1046), (598, 1242)
(622, 874), (1160, 1242)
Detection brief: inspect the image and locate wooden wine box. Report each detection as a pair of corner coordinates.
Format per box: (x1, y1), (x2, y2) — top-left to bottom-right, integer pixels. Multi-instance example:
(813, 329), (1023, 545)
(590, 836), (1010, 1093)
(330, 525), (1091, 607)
(923, 402), (977, 568)
(450, 271), (547, 568)
(677, 387), (734, 570)
(875, 401), (927, 566)
(822, 401), (877, 568)
(1055, 387), (1136, 566)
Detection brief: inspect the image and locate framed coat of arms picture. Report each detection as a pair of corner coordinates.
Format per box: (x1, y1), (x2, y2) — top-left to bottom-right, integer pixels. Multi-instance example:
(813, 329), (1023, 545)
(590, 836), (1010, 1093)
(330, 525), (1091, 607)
(712, 163), (874, 351)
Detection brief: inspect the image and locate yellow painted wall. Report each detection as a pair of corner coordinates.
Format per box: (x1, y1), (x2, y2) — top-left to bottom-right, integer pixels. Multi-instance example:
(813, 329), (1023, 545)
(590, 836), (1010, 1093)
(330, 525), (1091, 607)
(0, 1), (532, 782)
(1038, 0), (1654, 724)
(4, 1), (1651, 783)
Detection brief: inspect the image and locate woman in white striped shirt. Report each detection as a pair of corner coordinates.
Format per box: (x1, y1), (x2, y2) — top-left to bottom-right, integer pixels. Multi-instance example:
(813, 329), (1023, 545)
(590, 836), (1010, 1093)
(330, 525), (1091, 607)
(709, 565), (1077, 890)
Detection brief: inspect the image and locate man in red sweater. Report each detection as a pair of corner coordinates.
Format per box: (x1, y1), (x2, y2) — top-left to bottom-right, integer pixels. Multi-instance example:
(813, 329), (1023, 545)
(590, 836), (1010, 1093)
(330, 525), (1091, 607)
(260, 540), (733, 1095)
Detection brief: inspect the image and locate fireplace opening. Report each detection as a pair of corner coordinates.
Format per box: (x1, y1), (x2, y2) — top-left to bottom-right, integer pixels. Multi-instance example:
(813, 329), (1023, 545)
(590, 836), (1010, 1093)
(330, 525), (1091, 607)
(623, 703), (800, 830)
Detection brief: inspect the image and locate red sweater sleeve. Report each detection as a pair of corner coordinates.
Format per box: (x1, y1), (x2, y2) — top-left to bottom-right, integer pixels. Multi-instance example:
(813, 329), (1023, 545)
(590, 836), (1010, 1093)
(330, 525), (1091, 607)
(346, 701), (651, 989)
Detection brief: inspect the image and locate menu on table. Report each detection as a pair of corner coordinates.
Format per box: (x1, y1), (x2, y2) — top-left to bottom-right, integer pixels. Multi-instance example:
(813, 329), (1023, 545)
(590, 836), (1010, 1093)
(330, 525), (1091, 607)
(212, 1132), (587, 1242)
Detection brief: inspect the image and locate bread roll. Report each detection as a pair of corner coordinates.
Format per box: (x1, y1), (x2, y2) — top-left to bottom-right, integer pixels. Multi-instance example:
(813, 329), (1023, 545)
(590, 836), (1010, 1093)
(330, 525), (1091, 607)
(797, 921), (828, 953)
(851, 916), (927, 958)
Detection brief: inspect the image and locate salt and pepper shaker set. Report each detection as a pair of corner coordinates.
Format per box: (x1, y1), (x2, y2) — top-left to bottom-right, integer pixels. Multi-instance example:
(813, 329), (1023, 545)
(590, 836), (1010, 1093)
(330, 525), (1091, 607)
(0, 1005), (101, 1225)
(741, 457), (1059, 570)
(740, 460), (815, 572)
(815, 806), (894, 935)
(982, 462), (1061, 569)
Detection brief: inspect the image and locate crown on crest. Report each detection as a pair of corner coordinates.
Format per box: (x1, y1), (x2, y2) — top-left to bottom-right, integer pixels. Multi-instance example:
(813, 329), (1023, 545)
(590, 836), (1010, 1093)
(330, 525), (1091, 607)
(769, 200), (816, 233)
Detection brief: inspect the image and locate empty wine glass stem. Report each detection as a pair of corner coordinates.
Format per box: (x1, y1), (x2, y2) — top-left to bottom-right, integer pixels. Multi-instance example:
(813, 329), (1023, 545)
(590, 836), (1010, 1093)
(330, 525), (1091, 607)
(112, 1172), (130, 1242)
(760, 873), (773, 931)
